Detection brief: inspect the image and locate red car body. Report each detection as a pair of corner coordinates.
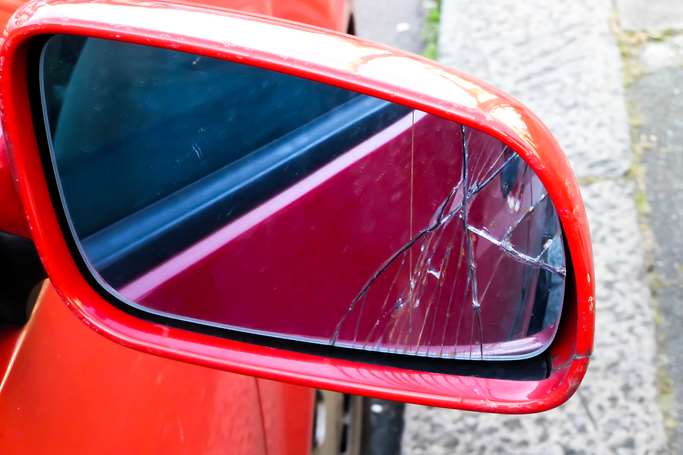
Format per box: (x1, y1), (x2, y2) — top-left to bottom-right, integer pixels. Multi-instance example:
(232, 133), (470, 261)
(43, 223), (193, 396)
(0, 1), (350, 453)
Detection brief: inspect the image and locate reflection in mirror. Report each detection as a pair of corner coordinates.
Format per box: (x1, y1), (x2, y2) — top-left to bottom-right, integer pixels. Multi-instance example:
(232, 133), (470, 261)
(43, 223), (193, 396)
(39, 35), (566, 360)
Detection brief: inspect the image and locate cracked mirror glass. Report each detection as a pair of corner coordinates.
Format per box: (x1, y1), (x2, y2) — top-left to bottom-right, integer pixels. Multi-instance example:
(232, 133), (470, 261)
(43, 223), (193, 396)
(39, 35), (566, 361)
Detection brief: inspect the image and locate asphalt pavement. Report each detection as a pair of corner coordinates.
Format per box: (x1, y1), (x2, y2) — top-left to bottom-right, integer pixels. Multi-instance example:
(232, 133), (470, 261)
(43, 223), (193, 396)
(356, 0), (683, 453)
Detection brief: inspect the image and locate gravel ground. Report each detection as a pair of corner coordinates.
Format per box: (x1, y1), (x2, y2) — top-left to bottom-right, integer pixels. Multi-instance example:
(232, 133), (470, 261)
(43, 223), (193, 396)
(400, 1), (668, 453)
(357, 1), (674, 453)
(627, 20), (683, 452)
(353, 0), (425, 54)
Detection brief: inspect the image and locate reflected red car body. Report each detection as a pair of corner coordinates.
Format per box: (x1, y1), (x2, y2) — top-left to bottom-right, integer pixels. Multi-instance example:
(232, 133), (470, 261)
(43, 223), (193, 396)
(0, 1), (350, 453)
(122, 113), (559, 358)
(123, 113), (463, 340)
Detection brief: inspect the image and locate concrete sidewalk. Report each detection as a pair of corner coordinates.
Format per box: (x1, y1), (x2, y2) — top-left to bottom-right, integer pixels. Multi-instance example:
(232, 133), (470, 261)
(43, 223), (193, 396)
(402, 1), (668, 453)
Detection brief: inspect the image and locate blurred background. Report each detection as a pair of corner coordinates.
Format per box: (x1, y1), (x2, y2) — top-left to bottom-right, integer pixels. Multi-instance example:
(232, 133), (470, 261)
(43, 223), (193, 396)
(355, 0), (683, 453)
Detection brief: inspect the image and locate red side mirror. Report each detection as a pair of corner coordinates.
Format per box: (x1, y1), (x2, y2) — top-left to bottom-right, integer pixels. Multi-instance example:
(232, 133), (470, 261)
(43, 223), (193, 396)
(1, 0), (594, 413)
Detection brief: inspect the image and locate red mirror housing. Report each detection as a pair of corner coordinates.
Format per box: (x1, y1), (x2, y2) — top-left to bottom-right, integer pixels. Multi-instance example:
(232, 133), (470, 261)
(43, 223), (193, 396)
(0, 0), (594, 413)
(0, 134), (30, 238)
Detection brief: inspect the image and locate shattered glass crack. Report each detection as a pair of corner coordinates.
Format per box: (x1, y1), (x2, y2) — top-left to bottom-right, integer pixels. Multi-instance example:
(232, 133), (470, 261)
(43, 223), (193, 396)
(332, 118), (566, 360)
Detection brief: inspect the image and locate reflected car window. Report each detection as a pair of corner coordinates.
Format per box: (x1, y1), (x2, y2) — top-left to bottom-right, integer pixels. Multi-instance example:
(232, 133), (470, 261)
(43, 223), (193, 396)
(44, 35), (366, 237)
(42, 36), (410, 284)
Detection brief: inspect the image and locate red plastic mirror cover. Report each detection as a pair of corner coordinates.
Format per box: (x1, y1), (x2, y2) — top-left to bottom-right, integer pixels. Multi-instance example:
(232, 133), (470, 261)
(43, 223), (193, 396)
(0, 0), (594, 412)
